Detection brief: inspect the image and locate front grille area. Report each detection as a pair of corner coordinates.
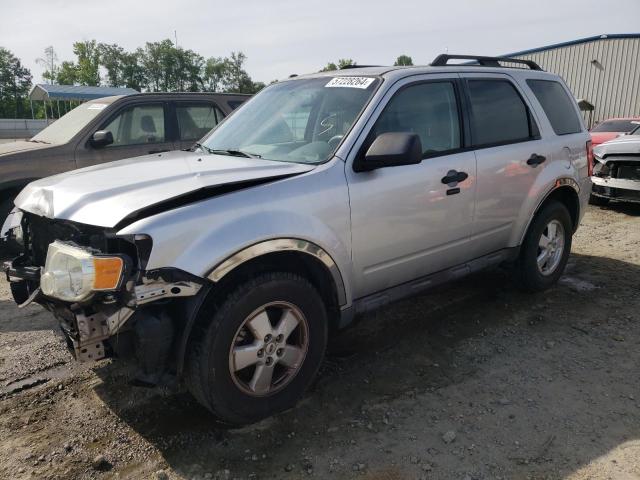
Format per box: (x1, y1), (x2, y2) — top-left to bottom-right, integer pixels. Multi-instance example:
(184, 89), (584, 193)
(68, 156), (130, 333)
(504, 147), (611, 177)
(24, 214), (105, 266)
(617, 164), (640, 181)
(21, 213), (137, 268)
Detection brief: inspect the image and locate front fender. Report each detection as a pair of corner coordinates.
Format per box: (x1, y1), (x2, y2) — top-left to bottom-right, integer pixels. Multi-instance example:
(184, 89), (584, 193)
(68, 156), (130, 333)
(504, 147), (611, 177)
(118, 161), (354, 307)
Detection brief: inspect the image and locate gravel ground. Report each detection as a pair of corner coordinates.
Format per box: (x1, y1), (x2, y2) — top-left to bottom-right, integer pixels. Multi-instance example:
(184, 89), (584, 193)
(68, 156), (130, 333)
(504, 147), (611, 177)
(0, 204), (639, 480)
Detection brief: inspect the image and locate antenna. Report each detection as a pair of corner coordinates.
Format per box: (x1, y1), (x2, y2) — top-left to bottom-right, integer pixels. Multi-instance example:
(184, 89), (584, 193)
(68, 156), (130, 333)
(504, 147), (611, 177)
(174, 30), (178, 48)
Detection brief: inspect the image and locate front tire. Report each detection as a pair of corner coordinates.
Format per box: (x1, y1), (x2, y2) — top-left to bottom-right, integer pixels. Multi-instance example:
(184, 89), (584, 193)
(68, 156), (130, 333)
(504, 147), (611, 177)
(515, 201), (572, 292)
(186, 272), (328, 425)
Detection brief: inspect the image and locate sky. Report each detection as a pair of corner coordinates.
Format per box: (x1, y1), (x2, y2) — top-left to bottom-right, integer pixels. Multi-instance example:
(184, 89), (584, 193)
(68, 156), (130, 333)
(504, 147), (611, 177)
(1, 0), (639, 85)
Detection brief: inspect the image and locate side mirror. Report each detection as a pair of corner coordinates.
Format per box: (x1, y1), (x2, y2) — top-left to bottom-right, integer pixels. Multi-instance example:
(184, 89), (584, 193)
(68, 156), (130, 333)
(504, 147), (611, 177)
(354, 132), (423, 172)
(91, 130), (114, 148)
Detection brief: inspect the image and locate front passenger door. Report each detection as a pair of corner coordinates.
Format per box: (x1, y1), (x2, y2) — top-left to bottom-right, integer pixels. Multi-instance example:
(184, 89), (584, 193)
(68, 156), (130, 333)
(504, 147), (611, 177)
(346, 77), (477, 298)
(75, 103), (175, 168)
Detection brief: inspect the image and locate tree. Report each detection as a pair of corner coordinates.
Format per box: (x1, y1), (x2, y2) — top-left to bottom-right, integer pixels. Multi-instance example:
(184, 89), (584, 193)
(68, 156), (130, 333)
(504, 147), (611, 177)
(73, 40), (100, 86)
(394, 55), (413, 66)
(203, 56), (226, 92)
(320, 58), (356, 72)
(56, 61), (78, 85)
(0, 47), (33, 118)
(36, 46), (58, 84)
(97, 43), (126, 87)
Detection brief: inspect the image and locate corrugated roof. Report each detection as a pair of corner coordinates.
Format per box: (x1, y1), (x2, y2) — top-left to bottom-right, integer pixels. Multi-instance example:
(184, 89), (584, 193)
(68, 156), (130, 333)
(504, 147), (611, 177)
(29, 84), (138, 101)
(505, 33), (640, 57)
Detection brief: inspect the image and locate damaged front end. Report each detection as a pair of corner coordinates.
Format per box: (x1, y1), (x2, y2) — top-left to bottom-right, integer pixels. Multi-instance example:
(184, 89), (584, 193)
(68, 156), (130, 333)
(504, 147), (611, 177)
(591, 141), (640, 203)
(3, 212), (206, 383)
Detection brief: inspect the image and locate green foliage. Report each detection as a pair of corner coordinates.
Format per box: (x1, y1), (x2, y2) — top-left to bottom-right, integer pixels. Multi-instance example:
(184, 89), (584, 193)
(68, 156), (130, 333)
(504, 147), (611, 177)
(394, 55), (413, 66)
(56, 61), (78, 85)
(0, 47), (32, 118)
(320, 59), (356, 72)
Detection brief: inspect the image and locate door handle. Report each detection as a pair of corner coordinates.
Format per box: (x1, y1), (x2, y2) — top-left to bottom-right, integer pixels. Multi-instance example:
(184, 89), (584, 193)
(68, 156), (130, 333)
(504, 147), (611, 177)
(441, 170), (469, 185)
(526, 153), (546, 166)
(149, 149), (170, 154)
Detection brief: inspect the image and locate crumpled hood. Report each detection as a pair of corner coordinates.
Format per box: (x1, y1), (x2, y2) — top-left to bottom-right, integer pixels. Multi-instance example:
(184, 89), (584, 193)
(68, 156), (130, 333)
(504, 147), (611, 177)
(594, 135), (640, 159)
(15, 150), (315, 228)
(0, 140), (52, 156)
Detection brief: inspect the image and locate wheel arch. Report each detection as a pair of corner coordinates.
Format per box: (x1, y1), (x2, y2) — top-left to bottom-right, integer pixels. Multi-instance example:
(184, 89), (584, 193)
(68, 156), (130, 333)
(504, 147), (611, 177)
(176, 239), (347, 376)
(520, 179), (581, 245)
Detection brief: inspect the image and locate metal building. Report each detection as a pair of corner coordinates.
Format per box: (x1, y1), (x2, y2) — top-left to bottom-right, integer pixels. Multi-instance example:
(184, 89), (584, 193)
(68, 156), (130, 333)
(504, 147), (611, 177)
(507, 33), (640, 127)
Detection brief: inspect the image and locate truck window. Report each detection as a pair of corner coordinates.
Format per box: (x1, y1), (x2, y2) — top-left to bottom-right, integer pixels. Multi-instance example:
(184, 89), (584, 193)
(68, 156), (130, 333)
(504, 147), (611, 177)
(467, 79), (537, 147)
(372, 81), (461, 156)
(102, 104), (165, 146)
(176, 104), (224, 141)
(527, 80), (582, 135)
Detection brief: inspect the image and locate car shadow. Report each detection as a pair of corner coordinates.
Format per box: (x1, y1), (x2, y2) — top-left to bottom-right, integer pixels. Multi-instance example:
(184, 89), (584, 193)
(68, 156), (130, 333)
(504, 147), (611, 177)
(597, 201), (640, 216)
(90, 252), (640, 479)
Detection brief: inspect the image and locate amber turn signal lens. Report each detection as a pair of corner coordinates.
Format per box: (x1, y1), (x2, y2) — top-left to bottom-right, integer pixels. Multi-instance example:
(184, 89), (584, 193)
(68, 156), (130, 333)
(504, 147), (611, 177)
(92, 257), (124, 290)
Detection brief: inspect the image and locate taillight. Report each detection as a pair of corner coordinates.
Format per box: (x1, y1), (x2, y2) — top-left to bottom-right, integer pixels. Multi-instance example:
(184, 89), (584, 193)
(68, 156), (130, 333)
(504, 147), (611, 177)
(586, 140), (594, 177)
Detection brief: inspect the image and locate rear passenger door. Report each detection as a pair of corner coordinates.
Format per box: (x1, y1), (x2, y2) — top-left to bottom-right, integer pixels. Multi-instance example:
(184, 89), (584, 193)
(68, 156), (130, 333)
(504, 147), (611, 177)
(75, 102), (175, 168)
(460, 73), (550, 258)
(174, 102), (225, 150)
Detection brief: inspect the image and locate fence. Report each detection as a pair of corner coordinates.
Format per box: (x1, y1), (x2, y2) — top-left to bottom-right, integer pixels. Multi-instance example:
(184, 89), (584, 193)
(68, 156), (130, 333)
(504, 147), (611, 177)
(0, 119), (55, 140)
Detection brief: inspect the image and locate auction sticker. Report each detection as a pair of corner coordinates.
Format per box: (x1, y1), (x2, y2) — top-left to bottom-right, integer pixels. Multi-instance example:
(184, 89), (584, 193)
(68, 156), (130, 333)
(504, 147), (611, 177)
(325, 77), (375, 89)
(87, 103), (108, 110)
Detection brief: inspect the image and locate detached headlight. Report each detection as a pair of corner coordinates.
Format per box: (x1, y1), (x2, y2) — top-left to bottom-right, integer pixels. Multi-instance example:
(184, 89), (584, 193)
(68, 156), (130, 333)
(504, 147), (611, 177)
(40, 241), (125, 302)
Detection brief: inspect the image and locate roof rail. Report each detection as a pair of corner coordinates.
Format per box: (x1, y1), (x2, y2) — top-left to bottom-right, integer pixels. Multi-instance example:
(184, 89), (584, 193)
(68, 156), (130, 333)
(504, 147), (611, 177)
(339, 64), (382, 70)
(430, 54), (543, 71)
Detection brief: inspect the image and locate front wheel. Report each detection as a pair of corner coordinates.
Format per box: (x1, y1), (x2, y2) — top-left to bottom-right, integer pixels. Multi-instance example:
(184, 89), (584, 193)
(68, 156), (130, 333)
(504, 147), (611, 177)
(514, 201), (573, 292)
(186, 272), (328, 425)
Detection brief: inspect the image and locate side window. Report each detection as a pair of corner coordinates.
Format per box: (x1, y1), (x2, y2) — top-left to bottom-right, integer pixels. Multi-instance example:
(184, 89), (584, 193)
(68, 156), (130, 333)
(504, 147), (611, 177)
(176, 104), (223, 141)
(102, 104), (165, 147)
(527, 79), (582, 135)
(467, 79), (537, 147)
(371, 81), (461, 155)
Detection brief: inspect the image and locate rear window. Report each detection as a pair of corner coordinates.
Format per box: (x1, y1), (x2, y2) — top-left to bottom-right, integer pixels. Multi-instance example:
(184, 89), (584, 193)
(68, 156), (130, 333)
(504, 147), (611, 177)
(527, 80), (582, 135)
(467, 79), (537, 147)
(591, 119), (638, 133)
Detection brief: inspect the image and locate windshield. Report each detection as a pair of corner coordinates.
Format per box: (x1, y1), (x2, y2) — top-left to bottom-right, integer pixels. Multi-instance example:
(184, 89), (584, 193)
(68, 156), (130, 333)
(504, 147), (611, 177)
(591, 119), (638, 133)
(31, 101), (111, 144)
(201, 76), (380, 164)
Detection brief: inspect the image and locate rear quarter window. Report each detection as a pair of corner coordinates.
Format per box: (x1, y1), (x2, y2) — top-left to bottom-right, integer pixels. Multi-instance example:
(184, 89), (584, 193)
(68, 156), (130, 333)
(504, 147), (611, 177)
(527, 79), (582, 135)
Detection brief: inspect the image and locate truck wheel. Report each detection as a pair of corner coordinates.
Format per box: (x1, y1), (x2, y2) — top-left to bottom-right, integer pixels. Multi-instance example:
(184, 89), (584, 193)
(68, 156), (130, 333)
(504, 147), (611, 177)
(186, 272), (328, 425)
(588, 193), (609, 206)
(515, 201), (572, 292)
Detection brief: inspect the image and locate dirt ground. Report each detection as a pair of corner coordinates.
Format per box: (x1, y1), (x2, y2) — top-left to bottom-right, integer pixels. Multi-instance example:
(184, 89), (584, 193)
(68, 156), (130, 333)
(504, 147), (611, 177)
(1, 204), (639, 480)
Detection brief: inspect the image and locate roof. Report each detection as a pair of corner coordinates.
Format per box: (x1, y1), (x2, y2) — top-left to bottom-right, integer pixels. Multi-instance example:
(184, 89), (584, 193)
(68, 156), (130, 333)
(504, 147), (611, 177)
(29, 84), (139, 102)
(506, 33), (640, 57)
(293, 64), (557, 83)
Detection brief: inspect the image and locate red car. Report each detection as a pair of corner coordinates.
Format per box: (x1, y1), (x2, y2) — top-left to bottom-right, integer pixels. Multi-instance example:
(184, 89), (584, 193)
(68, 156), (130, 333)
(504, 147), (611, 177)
(590, 117), (640, 146)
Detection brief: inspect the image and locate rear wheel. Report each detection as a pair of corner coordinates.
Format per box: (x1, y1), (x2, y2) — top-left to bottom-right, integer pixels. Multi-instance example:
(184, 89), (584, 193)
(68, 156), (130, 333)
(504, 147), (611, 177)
(515, 201), (572, 292)
(186, 272), (328, 425)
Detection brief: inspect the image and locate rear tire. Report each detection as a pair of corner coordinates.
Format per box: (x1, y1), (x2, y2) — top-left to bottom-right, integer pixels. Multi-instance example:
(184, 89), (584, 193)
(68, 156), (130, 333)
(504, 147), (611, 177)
(515, 201), (572, 292)
(185, 272), (328, 425)
(589, 193), (610, 206)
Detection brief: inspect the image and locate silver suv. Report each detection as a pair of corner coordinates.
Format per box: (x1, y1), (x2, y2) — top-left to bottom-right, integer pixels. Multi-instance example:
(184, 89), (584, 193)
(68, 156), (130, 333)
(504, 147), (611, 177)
(3, 55), (592, 425)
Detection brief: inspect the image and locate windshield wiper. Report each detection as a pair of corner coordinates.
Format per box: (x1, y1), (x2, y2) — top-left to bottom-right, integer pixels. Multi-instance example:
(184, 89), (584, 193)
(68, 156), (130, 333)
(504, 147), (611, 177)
(209, 149), (262, 159)
(28, 139), (50, 144)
